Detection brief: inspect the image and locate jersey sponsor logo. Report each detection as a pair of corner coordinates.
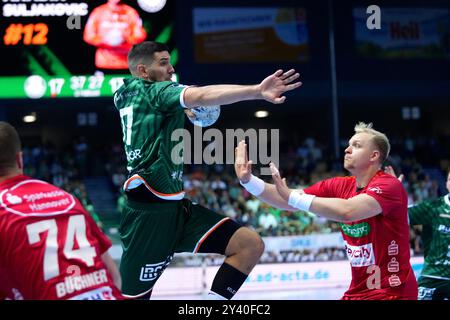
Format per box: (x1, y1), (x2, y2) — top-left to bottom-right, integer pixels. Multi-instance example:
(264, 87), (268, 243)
(368, 187), (382, 194)
(340, 222), (371, 237)
(171, 170), (183, 181)
(344, 242), (375, 267)
(0, 180), (75, 216)
(6, 193), (22, 204)
(387, 257), (400, 272)
(139, 256), (173, 282)
(388, 240), (399, 255)
(388, 275), (401, 287)
(437, 224), (450, 234)
(418, 287), (436, 300)
(68, 286), (116, 300)
(126, 149), (142, 162)
(115, 90), (139, 104)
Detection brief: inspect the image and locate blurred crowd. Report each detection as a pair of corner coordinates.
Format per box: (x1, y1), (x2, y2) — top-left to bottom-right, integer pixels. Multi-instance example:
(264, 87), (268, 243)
(21, 137), (104, 227)
(21, 134), (449, 262)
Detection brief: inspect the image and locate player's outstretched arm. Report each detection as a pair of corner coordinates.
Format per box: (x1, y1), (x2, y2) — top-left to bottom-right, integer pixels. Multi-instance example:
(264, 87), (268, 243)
(235, 140), (295, 211)
(183, 69), (302, 108)
(270, 163), (382, 222)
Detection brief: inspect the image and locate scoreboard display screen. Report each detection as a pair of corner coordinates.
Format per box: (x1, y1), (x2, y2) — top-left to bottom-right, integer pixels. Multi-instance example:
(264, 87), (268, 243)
(0, 0), (175, 99)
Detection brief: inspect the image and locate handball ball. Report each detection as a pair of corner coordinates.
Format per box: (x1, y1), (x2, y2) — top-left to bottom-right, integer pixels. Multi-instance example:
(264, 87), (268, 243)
(187, 106), (221, 127)
(24, 75), (47, 99)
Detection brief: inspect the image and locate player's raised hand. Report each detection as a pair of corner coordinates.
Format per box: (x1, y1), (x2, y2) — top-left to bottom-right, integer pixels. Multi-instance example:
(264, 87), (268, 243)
(235, 140), (253, 183)
(270, 162), (292, 201)
(259, 69), (302, 104)
(384, 165), (404, 182)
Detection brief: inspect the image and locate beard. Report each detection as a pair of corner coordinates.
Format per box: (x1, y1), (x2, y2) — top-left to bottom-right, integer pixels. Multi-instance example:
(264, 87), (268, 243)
(148, 71), (172, 82)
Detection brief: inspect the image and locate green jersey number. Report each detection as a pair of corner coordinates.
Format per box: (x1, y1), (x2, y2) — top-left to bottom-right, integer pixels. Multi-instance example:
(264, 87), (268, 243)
(119, 106), (133, 145)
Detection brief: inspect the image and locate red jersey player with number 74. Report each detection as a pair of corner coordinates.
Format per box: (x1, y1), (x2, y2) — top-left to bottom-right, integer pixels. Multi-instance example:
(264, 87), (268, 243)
(0, 122), (123, 300)
(235, 122), (418, 300)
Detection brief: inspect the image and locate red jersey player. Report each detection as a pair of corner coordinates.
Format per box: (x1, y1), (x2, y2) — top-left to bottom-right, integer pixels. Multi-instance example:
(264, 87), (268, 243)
(236, 122), (418, 300)
(0, 122), (123, 300)
(83, 0), (147, 69)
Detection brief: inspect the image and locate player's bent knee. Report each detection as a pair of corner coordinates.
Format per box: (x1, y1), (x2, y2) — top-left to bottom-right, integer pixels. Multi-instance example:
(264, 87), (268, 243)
(247, 229), (265, 257)
(227, 227), (265, 258)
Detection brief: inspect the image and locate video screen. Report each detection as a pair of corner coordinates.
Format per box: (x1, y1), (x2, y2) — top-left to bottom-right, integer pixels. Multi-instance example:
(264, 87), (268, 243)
(0, 0), (175, 99)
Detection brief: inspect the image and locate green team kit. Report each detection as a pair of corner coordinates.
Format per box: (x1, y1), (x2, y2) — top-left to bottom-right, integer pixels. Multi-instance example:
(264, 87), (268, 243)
(114, 78), (186, 197)
(409, 194), (450, 300)
(114, 78), (232, 297)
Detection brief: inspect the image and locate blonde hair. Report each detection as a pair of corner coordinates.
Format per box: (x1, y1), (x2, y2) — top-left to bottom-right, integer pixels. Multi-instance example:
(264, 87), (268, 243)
(354, 122), (390, 163)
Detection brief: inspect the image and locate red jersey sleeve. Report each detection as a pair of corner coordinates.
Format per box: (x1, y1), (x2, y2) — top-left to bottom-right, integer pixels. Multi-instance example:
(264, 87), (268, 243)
(365, 174), (406, 219)
(304, 177), (344, 198)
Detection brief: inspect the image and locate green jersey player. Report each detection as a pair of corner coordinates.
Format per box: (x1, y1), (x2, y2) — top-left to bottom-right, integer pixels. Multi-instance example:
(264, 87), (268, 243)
(408, 170), (450, 300)
(386, 166), (450, 300)
(113, 41), (302, 299)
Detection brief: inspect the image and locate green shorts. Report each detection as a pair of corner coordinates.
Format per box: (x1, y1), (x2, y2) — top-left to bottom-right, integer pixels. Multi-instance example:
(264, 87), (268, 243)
(118, 198), (234, 298)
(418, 276), (450, 300)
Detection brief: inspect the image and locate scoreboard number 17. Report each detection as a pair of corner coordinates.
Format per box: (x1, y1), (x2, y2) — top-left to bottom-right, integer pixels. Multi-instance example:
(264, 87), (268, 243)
(48, 78), (65, 97)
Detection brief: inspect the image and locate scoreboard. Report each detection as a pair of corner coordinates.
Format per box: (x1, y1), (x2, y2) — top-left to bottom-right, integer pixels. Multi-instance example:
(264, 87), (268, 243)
(0, 0), (175, 99)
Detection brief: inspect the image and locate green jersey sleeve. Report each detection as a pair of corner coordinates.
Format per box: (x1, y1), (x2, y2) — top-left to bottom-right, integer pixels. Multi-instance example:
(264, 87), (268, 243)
(408, 200), (434, 225)
(145, 81), (188, 114)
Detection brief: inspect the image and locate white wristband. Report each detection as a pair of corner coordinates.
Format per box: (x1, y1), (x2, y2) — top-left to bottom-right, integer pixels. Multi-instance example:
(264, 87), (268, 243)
(288, 192), (316, 212)
(240, 175), (265, 196)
